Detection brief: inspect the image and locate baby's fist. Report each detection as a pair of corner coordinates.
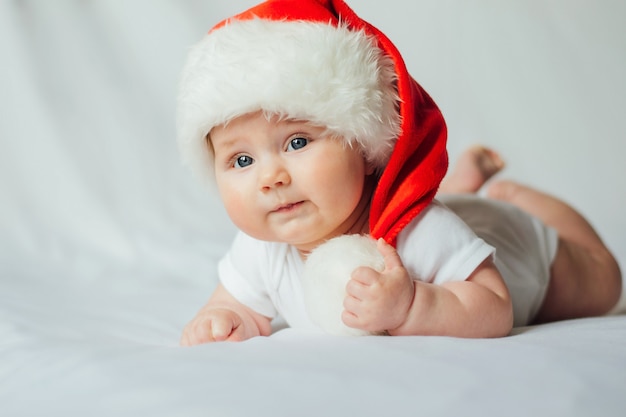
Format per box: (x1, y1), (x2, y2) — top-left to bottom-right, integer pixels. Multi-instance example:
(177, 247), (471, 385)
(180, 308), (245, 346)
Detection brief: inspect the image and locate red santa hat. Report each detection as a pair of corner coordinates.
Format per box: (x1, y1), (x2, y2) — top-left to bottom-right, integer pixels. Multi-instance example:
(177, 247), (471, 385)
(176, 0), (448, 246)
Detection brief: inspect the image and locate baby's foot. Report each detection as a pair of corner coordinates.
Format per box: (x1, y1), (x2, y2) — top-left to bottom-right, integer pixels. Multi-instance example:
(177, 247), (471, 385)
(440, 146), (505, 193)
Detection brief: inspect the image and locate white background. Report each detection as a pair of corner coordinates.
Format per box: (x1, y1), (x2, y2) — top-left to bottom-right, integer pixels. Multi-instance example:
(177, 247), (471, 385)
(2, 1), (624, 294)
(2, 2), (626, 415)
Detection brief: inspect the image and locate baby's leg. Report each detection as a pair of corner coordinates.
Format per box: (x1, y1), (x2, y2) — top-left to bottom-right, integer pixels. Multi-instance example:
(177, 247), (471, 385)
(487, 180), (622, 322)
(439, 146), (505, 194)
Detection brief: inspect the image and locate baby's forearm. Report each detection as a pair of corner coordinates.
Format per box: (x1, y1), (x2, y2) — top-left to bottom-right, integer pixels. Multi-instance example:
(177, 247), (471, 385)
(388, 261), (513, 338)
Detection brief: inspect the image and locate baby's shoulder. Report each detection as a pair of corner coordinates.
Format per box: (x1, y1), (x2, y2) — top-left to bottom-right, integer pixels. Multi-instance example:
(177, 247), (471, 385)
(396, 199), (481, 255)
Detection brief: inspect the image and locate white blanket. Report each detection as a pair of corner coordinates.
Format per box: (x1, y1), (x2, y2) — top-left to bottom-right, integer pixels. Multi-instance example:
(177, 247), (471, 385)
(2, 1), (625, 416)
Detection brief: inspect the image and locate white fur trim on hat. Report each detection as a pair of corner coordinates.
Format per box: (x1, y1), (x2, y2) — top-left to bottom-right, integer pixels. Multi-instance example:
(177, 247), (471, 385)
(176, 18), (400, 184)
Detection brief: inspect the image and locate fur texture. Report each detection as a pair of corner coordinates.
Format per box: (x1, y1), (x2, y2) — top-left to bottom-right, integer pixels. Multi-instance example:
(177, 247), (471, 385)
(302, 234), (385, 336)
(176, 19), (400, 185)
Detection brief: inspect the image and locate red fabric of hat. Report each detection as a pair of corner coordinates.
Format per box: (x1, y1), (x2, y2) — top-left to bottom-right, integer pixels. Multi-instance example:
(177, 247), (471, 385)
(212, 0), (448, 247)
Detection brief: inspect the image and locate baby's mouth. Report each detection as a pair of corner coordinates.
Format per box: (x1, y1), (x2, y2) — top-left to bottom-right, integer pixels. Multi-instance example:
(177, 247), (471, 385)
(272, 201), (304, 213)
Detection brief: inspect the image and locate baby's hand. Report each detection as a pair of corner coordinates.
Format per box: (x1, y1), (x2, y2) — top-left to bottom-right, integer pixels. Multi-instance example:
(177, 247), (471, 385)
(342, 239), (415, 333)
(180, 307), (249, 346)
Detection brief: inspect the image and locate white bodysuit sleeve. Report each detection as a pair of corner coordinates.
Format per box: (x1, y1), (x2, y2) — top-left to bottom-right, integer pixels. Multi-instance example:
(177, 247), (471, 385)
(217, 231), (278, 319)
(396, 200), (495, 285)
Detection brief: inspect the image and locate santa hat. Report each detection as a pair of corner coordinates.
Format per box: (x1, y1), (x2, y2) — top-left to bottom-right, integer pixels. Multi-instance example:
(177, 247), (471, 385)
(176, 0), (448, 247)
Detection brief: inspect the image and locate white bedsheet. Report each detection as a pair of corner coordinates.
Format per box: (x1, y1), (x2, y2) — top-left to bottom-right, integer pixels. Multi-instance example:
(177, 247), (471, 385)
(3, 266), (626, 416)
(2, 1), (625, 416)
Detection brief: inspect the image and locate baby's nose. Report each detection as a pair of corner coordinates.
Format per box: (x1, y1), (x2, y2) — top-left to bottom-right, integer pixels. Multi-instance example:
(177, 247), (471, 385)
(260, 162), (291, 191)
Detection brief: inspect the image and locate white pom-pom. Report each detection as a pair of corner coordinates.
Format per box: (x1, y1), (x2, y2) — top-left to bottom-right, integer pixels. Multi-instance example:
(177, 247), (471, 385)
(302, 234), (385, 336)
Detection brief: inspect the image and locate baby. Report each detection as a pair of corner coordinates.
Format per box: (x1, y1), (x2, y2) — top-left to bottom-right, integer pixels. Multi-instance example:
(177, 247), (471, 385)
(176, 0), (621, 344)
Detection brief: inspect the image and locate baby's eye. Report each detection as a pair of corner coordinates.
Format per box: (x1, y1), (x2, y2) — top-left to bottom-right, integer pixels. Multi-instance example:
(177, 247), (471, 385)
(234, 155), (254, 168)
(287, 136), (309, 151)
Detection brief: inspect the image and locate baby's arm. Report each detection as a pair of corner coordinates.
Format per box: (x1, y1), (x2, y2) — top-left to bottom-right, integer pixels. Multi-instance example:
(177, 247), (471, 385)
(343, 239), (513, 338)
(180, 284), (272, 346)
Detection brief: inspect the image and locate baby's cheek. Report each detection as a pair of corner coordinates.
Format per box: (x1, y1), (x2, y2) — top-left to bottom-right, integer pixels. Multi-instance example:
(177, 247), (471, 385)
(220, 192), (250, 224)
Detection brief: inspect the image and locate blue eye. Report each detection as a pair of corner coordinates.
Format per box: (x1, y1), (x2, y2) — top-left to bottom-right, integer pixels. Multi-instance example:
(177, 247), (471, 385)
(287, 137), (308, 151)
(234, 155), (254, 168)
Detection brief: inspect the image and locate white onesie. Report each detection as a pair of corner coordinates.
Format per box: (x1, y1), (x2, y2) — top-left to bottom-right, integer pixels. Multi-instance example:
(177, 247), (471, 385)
(438, 194), (558, 326)
(218, 195), (557, 329)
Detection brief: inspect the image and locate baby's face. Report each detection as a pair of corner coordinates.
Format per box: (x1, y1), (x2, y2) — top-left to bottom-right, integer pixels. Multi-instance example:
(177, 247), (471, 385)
(210, 111), (370, 253)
